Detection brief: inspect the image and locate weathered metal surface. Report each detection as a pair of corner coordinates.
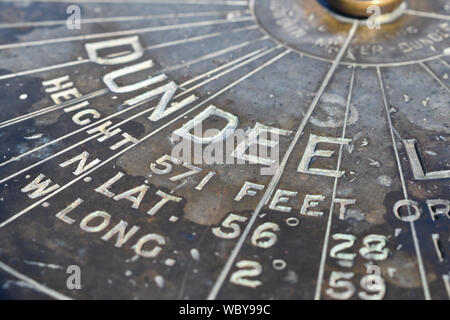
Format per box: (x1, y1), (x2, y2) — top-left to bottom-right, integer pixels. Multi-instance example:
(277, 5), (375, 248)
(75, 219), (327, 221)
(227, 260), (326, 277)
(0, 0), (448, 300)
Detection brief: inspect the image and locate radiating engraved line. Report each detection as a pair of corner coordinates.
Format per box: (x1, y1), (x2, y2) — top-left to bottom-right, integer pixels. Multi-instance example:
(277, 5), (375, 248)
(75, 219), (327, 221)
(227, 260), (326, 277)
(405, 9), (450, 21)
(314, 66), (355, 300)
(177, 224), (213, 299)
(393, 127), (403, 141)
(443, 274), (450, 299)
(0, 59), (90, 81)
(438, 58), (450, 68)
(0, 260), (72, 300)
(419, 62), (450, 93)
(0, 46), (285, 228)
(0, 10), (250, 29)
(377, 66), (431, 300)
(0, 41), (269, 183)
(174, 46), (271, 89)
(143, 24), (257, 51)
(0, 17), (253, 50)
(0, 25), (257, 82)
(0, 28), (260, 127)
(0, 0), (249, 5)
(207, 21), (359, 300)
(156, 35), (267, 75)
(174, 47), (273, 97)
(0, 89), (108, 128)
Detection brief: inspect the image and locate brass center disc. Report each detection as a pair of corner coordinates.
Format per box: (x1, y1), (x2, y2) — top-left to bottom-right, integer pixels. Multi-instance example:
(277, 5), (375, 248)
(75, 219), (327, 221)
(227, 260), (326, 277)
(323, 0), (404, 18)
